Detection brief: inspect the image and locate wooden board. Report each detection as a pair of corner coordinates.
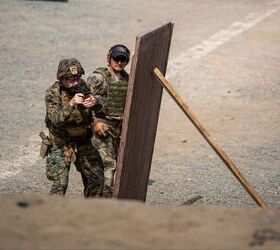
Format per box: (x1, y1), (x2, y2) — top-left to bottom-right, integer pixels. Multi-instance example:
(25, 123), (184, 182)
(113, 22), (174, 201)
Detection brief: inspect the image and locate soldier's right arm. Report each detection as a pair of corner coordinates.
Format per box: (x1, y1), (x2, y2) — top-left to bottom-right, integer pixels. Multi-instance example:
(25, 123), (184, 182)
(45, 87), (75, 127)
(87, 72), (108, 114)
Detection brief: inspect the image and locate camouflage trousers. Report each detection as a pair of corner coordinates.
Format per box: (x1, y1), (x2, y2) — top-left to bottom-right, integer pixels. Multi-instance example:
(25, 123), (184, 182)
(46, 139), (104, 197)
(92, 120), (121, 197)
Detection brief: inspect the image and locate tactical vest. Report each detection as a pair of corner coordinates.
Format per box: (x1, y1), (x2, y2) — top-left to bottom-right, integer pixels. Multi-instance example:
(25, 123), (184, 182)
(93, 67), (128, 118)
(45, 81), (92, 141)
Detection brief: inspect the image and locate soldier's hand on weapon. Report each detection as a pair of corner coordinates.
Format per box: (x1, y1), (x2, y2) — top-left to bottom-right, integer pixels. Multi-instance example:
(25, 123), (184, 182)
(93, 122), (109, 137)
(83, 95), (97, 108)
(69, 93), (85, 107)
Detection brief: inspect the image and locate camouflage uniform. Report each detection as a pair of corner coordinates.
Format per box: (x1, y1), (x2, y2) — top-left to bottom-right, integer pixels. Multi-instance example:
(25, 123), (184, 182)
(44, 58), (104, 197)
(87, 66), (129, 197)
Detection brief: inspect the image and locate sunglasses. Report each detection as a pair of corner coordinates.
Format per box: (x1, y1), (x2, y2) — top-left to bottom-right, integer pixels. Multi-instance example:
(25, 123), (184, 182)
(63, 76), (80, 81)
(112, 55), (127, 63)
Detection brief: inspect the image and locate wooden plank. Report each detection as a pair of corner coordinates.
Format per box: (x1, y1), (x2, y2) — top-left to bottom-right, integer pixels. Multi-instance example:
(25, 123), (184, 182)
(113, 22), (174, 201)
(154, 68), (268, 208)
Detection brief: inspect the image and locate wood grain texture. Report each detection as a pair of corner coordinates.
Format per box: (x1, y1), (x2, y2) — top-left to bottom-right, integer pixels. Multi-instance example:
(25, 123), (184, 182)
(154, 68), (268, 208)
(113, 22), (174, 201)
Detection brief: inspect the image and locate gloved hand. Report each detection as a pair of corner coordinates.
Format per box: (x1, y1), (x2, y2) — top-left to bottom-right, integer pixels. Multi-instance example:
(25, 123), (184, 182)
(93, 122), (109, 137)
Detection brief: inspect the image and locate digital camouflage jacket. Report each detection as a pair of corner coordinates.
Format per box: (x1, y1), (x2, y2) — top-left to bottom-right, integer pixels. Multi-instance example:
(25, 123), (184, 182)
(45, 79), (93, 141)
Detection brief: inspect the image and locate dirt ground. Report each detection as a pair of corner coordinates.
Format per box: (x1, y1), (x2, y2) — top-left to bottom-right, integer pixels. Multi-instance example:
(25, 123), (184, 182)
(0, 0), (280, 208)
(1, 196), (280, 250)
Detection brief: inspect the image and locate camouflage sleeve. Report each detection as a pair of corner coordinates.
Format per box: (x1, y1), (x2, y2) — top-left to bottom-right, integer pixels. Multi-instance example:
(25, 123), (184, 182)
(87, 72), (108, 114)
(45, 87), (75, 127)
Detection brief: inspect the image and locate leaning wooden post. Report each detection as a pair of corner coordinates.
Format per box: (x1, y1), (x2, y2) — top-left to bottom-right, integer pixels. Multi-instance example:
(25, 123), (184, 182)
(154, 68), (268, 208)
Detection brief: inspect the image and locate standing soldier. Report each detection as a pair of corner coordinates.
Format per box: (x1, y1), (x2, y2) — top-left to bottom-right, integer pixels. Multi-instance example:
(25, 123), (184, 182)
(87, 44), (130, 197)
(42, 58), (104, 197)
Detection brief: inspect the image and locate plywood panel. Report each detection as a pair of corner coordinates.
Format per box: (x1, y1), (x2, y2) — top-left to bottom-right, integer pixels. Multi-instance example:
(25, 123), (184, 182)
(113, 22), (173, 200)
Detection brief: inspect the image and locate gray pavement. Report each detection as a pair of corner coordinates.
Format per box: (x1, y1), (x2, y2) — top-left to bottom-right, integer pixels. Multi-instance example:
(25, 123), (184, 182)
(0, 0), (279, 208)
